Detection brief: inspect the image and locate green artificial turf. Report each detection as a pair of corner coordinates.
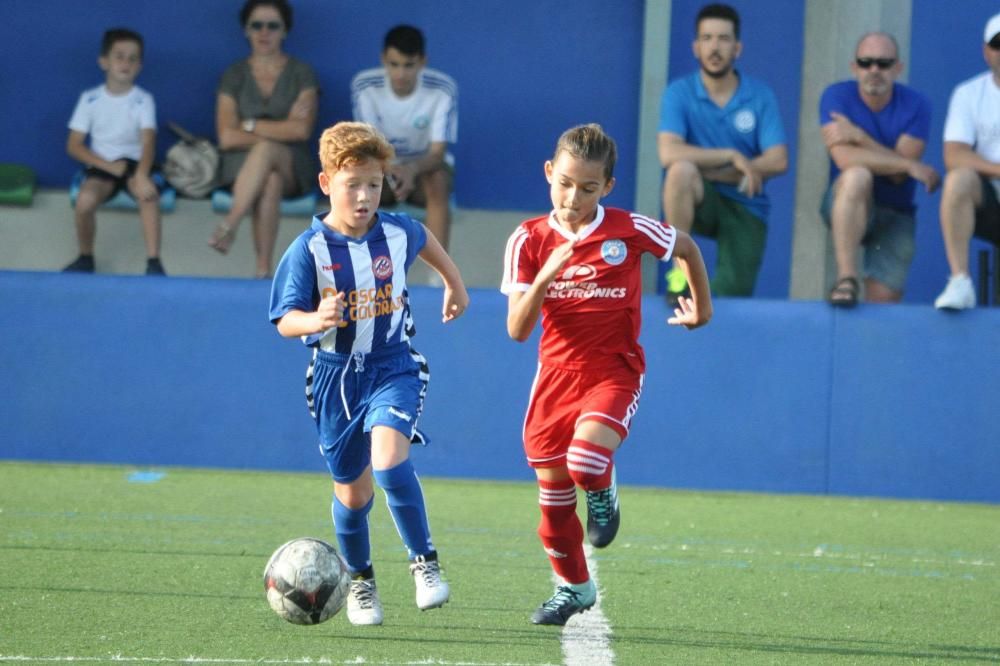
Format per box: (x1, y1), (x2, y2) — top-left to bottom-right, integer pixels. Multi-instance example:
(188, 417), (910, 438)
(1, 461), (997, 665)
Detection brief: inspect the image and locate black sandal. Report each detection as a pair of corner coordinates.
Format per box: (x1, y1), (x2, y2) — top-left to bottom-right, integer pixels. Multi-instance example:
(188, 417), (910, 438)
(829, 276), (859, 308)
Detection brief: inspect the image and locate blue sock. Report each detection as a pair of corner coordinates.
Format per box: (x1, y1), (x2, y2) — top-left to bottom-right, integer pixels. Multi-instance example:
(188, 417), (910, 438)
(331, 495), (374, 575)
(373, 459), (433, 559)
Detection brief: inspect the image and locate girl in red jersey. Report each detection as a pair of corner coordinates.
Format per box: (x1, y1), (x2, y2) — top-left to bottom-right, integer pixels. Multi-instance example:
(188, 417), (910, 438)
(501, 124), (712, 625)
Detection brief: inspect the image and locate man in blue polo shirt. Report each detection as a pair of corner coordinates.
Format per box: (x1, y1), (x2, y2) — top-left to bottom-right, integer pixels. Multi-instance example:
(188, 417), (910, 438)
(659, 3), (787, 301)
(819, 32), (939, 307)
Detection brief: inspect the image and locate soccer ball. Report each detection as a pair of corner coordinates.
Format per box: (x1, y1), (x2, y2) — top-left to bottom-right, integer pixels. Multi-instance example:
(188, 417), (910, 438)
(263, 537), (351, 625)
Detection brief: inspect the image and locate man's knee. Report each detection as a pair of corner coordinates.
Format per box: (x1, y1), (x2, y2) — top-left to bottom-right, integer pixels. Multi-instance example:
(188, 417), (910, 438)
(941, 167), (981, 207)
(834, 167), (874, 202)
(663, 160), (700, 191)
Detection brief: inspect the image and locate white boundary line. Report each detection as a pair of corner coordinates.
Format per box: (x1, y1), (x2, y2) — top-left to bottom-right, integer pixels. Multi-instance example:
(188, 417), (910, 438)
(0, 658), (555, 666)
(558, 544), (615, 666)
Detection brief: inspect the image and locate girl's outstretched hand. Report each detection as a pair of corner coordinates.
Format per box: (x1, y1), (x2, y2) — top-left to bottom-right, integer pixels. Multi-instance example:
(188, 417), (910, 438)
(667, 296), (711, 330)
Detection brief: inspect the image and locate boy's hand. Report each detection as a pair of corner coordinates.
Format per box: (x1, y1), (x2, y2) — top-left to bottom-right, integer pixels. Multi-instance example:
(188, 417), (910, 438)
(537, 239), (576, 286)
(128, 173), (158, 201)
(315, 292), (346, 331)
(109, 160), (129, 178)
(441, 283), (470, 323)
(667, 296), (711, 330)
(389, 164), (416, 201)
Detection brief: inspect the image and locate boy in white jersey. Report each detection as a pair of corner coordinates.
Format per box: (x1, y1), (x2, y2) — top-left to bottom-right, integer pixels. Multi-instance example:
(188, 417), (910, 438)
(64, 28), (166, 275)
(269, 121), (469, 626)
(502, 124), (712, 625)
(351, 25), (457, 250)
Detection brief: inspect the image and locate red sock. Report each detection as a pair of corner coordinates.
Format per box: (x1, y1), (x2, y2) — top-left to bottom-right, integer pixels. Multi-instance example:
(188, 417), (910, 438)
(537, 478), (588, 584)
(566, 439), (614, 491)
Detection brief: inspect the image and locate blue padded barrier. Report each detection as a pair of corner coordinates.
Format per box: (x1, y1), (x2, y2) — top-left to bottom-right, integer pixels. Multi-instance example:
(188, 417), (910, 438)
(1, 270), (998, 503)
(68, 170), (176, 212)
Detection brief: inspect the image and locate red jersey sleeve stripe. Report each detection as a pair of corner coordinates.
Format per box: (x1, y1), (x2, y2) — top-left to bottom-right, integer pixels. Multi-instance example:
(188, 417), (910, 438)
(631, 213), (674, 245)
(632, 216), (676, 258)
(501, 226), (530, 293)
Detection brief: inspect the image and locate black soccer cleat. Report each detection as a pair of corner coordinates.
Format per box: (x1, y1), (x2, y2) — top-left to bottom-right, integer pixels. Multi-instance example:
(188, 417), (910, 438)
(531, 583), (597, 626)
(585, 472), (620, 548)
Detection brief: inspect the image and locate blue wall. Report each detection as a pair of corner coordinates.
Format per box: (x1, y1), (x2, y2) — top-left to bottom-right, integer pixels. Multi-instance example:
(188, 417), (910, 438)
(0, 0), (642, 212)
(2, 271), (998, 503)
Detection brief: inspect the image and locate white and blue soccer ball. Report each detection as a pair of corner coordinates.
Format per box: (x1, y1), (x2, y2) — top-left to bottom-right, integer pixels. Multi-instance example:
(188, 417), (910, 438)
(264, 537), (351, 625)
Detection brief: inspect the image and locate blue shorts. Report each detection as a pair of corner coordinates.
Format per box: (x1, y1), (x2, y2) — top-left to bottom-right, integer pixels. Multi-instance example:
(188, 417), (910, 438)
(821, 185), (915, 291)
(307, 343), (429, 484)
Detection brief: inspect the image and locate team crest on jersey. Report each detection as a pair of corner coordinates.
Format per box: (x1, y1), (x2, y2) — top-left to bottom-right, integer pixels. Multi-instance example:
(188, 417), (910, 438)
(371, 255), (393, 280)
(733, 109), (756, 133)
(601, 240), (627, 266)
(413, 114), (430, 130)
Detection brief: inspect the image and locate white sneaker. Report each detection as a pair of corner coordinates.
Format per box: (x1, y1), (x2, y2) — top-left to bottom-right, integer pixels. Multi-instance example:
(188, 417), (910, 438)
(410, 554), (450, 610)
(934, 274), (976, 311)
(346, 578), (383, 625)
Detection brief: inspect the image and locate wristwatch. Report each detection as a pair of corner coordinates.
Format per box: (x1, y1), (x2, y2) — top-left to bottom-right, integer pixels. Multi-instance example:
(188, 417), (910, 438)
(242, 118), (256, 133)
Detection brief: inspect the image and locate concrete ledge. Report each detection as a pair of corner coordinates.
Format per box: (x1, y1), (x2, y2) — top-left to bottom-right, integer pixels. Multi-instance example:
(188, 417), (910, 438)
(0, 189), (540, 286)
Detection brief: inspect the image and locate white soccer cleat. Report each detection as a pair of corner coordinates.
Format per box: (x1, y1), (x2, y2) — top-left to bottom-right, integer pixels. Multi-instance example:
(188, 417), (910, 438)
(410, 554), (450, 610)
(934, 274), (976, 311)
(346, 577), (383, 626)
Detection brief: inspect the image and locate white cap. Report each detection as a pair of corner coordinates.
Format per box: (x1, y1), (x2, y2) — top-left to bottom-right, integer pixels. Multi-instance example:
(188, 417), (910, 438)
(985, 13), (1000, 43)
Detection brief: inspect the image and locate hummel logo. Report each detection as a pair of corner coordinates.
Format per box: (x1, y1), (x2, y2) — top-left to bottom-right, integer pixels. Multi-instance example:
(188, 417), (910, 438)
(544, 547), (567, 558)
(388, 407), (412, 422)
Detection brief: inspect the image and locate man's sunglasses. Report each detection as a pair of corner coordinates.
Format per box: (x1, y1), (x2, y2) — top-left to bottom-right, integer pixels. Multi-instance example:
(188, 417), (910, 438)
(249, 20), (283, 31)
(855, 57), (896, 70)
(988, 35), (1000, 50)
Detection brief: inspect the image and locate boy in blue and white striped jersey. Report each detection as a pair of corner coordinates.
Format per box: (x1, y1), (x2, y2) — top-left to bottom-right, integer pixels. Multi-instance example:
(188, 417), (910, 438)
(269, 121), (469, 626)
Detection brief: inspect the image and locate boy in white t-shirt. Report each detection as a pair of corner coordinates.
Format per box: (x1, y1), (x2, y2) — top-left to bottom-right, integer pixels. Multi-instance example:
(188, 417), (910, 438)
(64, 28), (166, 275)
(351, 25), (458, 250)
(934, 13), (1000, 310)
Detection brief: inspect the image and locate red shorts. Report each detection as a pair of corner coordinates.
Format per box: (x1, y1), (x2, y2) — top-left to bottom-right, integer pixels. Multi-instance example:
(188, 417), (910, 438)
(523, 363), (644, 468)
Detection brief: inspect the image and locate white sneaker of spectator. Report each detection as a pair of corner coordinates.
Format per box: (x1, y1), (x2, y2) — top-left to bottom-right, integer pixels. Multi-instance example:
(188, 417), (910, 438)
(934, 274), (976, 311)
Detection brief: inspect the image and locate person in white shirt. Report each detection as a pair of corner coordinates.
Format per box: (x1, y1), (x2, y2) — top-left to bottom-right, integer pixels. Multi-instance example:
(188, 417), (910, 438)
(351, 25), (458, 250)
(934, 12), (1000, 310)
(64, 28), (165, 275)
